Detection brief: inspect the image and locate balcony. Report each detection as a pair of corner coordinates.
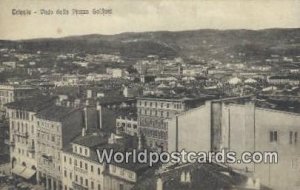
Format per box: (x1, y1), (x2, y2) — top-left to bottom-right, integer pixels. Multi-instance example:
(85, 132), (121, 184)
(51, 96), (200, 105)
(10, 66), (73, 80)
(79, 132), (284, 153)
(74, 166), (88, 174)
(13, 131), (29, 138)
(72, 182), (88, 190)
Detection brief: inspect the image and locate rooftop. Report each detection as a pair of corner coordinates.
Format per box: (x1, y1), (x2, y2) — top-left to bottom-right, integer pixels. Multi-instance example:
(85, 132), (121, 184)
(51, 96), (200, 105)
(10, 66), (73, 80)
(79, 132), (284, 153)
(5, 95), (56, 112)
(133, 162), (271, 190)
(215, 96), (300, 114)
(36, 105), (81, 122)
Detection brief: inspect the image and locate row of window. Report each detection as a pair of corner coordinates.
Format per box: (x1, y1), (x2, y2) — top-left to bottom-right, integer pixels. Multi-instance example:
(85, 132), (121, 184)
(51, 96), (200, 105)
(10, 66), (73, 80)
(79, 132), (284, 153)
(138, 108), (172, 118)
(73, 145), (89, 157)
(63, 155), (102, 175)
(117, 122), (138, 129)
(141, 128), (167, 140)
(138, 100), (183, 110)
(13, 148), (35, 159)
(269, 130), (298, 144)
(11, 121), (34, 134)
(139, 118), (167, 130)
(64, 173), (101, 190)
(110, 166), (134, 179)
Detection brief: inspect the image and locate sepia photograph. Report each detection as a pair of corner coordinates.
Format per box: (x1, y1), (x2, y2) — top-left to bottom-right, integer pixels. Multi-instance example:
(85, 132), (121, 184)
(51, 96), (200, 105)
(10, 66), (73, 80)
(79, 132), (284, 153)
(0, 0), (300, 189)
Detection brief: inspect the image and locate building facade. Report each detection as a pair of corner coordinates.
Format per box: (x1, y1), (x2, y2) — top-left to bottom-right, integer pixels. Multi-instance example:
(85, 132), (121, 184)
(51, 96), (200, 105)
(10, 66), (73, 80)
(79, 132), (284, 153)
(6, 96), (55, 183)
(36, 106), (83, 190)
(137, 96), (210, 151)
(0, 84), (37, 115)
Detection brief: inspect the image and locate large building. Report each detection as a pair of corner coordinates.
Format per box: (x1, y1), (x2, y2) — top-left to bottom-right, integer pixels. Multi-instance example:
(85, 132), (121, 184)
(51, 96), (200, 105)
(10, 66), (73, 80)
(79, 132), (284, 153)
(167, 96), (300, 190)
(35, 105), (84, 190)
(5, 96), (55, 184)
(137, 96), (214, 151)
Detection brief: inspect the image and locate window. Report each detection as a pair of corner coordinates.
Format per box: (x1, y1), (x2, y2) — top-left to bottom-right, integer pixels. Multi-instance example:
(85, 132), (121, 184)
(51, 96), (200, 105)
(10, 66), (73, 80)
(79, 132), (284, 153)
(91, 165), (93, 172)
(85, 163), (88, 170)
(85, 179), (88, 186)
(290, 131), (298, 144)
(98, 184), (101, 190)
(75, 175), (78, 182)
(97, 168), (101, 175)
(85, 148), (87, 156)
(64, 156), (66, 163)
(120, 169), (124, 176)
(64, 170), (67, 177)
(270, 131), (278, 142)
(111, 165), (116, 173)
(91, 181), (94, 189)
(74, 159), (77, 166)
(80, 161), (82, 168)
(69, 172), (72, 180)
(69, 158), (72, 165)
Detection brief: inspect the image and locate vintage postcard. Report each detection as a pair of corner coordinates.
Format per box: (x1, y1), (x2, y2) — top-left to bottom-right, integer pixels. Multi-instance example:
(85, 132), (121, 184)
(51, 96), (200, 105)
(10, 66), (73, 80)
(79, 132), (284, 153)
(0, 0), (299, 190)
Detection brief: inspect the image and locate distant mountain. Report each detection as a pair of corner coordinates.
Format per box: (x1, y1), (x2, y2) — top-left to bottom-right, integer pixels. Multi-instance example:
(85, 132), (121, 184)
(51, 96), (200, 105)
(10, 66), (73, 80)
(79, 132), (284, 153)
(1, 28), (300, 59)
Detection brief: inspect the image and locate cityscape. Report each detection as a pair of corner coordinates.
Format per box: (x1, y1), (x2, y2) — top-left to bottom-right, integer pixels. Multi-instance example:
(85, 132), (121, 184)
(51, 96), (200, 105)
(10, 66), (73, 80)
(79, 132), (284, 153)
(0, 28), (300, 190)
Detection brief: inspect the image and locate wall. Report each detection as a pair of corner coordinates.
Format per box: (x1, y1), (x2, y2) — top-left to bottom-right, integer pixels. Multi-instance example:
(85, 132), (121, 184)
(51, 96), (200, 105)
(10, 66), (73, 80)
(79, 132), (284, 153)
(168, 102), (211, 153)
(223, 104), (300, 190)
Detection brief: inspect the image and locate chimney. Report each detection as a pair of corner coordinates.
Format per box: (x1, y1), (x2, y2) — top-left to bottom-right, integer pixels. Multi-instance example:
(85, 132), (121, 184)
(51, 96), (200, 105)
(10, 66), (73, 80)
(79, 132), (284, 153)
(138, 135), (143, 150)
(108, 133), (116, 144)
(84, 107), (88, 131)
(97, 105), (103, 130)
(156, 177), (163, 190)
(82, 128), (86, 137)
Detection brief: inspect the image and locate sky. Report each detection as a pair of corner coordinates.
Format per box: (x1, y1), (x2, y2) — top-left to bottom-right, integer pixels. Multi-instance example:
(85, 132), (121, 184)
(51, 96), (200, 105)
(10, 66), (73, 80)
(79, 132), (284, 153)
(0, 0), (299, 40)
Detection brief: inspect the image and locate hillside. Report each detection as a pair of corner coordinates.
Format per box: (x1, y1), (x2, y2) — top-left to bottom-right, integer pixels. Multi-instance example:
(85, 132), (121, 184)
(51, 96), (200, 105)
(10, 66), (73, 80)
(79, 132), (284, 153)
(1, 28), (300, 59)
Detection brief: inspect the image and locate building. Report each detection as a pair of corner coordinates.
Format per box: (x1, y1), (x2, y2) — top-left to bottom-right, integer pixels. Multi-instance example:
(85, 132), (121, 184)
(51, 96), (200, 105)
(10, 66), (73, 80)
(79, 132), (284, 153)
(0, 84), (37, 115)
(61, 133), (107, 190)
(167, 96), (300, 190)
(267, 75), (300, 85)
(61, 132), (149, 190)
(137, 96), (214, 151)
(116, 114), (138, 136)
(5, 96), (56, 184)
(35, 105), (84, 190)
